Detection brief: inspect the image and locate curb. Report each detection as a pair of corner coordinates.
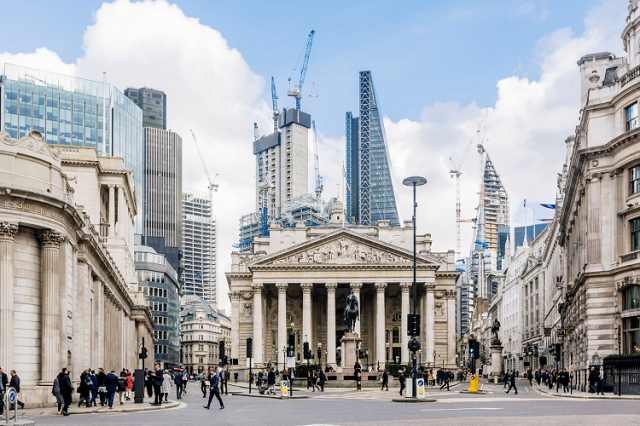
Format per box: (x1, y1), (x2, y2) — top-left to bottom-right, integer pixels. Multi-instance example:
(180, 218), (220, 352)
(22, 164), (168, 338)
(459, 390), (488, 395)
(533, 385), (640, 401)
(41, 401), (184, 416)
(391, 398), (437, 403)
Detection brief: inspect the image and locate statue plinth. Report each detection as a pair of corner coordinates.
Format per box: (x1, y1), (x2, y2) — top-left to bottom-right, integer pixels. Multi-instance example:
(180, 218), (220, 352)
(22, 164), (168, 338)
(340, 332), (362, 374)
(490, 339), (504, 378)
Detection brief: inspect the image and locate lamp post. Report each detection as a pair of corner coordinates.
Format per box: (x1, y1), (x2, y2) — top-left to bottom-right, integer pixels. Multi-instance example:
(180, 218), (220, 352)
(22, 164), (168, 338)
(403, 176), (427, 398)
(385, 342), (390, 370)
(317, 341), (322, 371)
(365, 349), (369, 371)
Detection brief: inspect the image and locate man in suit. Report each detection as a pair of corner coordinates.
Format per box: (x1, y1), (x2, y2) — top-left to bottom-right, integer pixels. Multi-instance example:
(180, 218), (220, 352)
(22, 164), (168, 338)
(439, 369), (450, 391)
(203, 368), (224, 410)
(59, 368), (74, 416)
(220, 368), (228, 395)
(173, 370), (184, 400)
(149, 365), (164, 406)
(398, 368), (407, 396)
(597, 366), (606, 395)
(505, 370), (518, 395)
(9, 371), (24, 410)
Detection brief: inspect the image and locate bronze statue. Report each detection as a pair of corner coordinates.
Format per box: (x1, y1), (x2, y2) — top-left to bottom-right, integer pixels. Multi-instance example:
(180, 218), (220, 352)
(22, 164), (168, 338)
(491, 318), (501, 341)
(344, 290), (360, 334)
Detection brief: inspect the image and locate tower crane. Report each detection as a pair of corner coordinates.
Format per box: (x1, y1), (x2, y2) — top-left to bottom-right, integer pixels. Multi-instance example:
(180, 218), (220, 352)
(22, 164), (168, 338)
(288, 30), (315, 110)
(312, 120), (323, 199)
(254, 123), (259, 141)
(271, 77), (279, 132)
(449, 135), (474, 261)
(189, 129), (219, 203)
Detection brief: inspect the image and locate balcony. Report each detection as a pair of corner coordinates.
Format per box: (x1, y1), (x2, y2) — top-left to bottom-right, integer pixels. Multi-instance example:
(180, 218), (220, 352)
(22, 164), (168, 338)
(620, 251), (640, 263)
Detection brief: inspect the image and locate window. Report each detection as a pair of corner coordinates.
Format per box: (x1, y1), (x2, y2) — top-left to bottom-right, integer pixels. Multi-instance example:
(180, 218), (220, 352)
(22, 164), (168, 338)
(623, 316), (640, 354)
(624, 286), (640, 310)
(627, 103), (638, 131)
(631, 165), (640, 195)
(392, 327), (400, 344)
(632, 219), (640, 252)
(198, 344), (204, 351)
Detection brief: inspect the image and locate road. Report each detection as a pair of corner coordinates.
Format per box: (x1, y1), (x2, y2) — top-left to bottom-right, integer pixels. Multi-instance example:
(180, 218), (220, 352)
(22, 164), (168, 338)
(27, 382), (640, 426)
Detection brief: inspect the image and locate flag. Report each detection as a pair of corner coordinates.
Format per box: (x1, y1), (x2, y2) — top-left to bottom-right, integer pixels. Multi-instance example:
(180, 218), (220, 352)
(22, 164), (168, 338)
(456, 259), (466, 264)
(524, 199), (527, 208)
(540, 203), (556, 209)
(537, 218), (554, 222)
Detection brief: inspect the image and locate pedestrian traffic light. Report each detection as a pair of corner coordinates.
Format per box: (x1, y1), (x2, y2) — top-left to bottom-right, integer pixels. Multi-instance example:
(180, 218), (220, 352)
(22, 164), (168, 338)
(139, 347), (148, 360)
(219, 340), (226, 365)
(247, 337), (253, 359)
(469, 339), (476, 358)
(407, 314), (421, 337)
(303, 342), (310, 360)
(554, 343), (562, 362)
(287, 332), (295, 357)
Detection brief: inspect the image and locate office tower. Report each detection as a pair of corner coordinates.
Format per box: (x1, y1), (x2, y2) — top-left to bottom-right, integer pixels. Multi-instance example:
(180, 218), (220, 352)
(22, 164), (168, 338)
(483, 155), (509, 252)
(135, 245), (181, 365)
(125, 87), (167, 129)
(182, 188), (217, 302)
(0, 63), (145, 233)
(497, 225), (510, 271)
(346, 71), (399, 226)
(514, 223), (549, 248)
(143, 127), (182, 269)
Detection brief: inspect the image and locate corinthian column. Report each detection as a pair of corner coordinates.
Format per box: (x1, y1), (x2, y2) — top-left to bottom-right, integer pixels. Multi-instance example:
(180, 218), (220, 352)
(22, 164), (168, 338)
(447, 290), (456, 366)
(301, 283), (313, 347)
(252, 283), (264, 365)
(229, 291), (240, 361)
(425, 283), (435, 364)
(108, 184), (115, 237)
(39, 229), (65, 384)
(349, 282), (362, 336)
(375, 282), (387, 366)
(117, 185), (126, 237)
(276, 283), (288, 359)
(325, 283), (338, 366)
(0, 223), (19, 370)
(400, 282), (412, 364)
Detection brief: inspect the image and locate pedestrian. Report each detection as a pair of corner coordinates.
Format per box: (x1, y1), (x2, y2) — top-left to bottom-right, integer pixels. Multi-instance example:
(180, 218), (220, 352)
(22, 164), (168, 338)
(162, 370), (172, 403)
(200, 371), (209, 398)
(439, 369), (450, 391)
(58, 368), (73, 416)
(588, 367), (597, 393)
(282, 368), (289, 382)
(503, 371), (509, 388)
(311, 370), (319, 392)
(104, 369), (119, 409)
(97, 367), (107, 406)
(505, 370), (518, 395)
(203, 368), (224, 410)
(0, 366), (7, 416)
(88, 370), (98, 407)
(399, 368), (407, 396)
(125, 371), (133, 401)
(182, 370), (188, 394)
(220, 367), (228, 395)
(527, 369), (533, 386)
(174, 369), (184, 400)
(597, 366), (606, 395)
(234, 372), (238, 383)
(144, 368), (153, 398)
(561, 368), (570, 394)
(427, 369), (434, 387)
(7, 370), (24, 410)
(52, 373), (64, 414)
(151, 365), (164, 406)
(267, 367), (276, 395)
(381, 369), (389, 391)
(318, 368), (326, 392)
(117, 371), (127, 406)
(535, 370), (541, 385)
(77, 368), (91, 407)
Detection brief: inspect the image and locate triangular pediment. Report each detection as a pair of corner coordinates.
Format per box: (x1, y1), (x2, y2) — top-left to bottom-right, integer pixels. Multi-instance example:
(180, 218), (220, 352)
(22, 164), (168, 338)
(250, 228), (443, 267)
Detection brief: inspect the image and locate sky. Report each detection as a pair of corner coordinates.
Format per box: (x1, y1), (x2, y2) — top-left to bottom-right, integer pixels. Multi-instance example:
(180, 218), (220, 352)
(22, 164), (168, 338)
(0, 0), (630, 310)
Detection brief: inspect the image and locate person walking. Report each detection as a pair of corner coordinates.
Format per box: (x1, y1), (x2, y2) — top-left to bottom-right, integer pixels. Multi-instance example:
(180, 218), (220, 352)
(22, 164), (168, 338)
(399, 368), (407, 396)
(597, 366), (606, 395)
(427, 369), (434, 387)
(0, 367), (7, 416)
(310, 370), (319, 392)
(200, 371), (209, 398)
(220, 367), (228, 395)
(527, 369), (533, 386)
(88, 370), (98, 407)
(78, 368), (92, 407)
(318, 369), (326, 392)
(203, 368), (224, 410)
(561, 368), (570, 394)
(381, 369), (389, 391)
(182, 370), (188, 394)
(505, 370), (518, 395)
(588, 367), (597, 393)
(144, 368), (153, 398)
(125, 371), (133, 401)
(503, 371), (510, 388)
(59, 368), (73, 416)
(104, 369), (119, 409)
(151, 365), (164, 406)
(439, 369), (450, 391)
(117, 371), (127, 406)
(8, 370), (25, 410)
(267, 368), (276, 395)
(162, 370), (172, 403)
(174, 369), (184, 400)
(52, 373), (64, 414)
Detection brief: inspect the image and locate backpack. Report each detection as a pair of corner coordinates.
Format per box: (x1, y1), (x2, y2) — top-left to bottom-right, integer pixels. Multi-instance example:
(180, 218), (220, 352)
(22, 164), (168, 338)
(117, 378), (127, 392)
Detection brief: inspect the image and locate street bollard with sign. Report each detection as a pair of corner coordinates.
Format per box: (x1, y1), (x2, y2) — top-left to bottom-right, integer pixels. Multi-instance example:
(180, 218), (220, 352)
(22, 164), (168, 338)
(417, 378), (425, 399)
(468, 374), (479, 392)
(280, 380), (288, 397)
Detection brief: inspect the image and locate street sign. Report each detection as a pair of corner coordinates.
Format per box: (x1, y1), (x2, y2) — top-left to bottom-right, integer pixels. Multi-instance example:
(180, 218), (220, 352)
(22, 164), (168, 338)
(538, 345), (545, 354)
(463, 337), (468, 344)
(287, 356), (295, 368)
(557, 328), (567, 337)
(544, 327), (551, 336)
(469, 353), (474, 359)
(417, 379), (425, 398)
(8, 388), (16, 404)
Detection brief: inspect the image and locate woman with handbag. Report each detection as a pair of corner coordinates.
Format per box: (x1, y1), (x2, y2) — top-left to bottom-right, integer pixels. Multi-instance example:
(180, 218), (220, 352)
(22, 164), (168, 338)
(125, 371), (133, 401)
(162, 370), (172, 403)
(117, 373), (128, 406)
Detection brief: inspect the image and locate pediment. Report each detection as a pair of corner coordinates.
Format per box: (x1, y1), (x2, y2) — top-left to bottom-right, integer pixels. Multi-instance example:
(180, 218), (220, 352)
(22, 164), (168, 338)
(250, 228), (442, 267)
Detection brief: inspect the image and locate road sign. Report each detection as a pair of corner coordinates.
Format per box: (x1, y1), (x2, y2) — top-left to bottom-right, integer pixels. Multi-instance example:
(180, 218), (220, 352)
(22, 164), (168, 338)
(544, 327), (551, 336)
(8, 387), (16, 403)
(538, 345), (545, 354)
(287, 356), (295, 368)
(469, 353), (474, 359)
(557, 328), (567, 337)
(463, 337), (469, 344)
(417, 379), (425, 398)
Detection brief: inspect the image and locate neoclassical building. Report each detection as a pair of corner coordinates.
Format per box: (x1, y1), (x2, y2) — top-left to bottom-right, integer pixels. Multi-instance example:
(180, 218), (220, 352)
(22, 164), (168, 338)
(226, 204), (460, 373)
(0, 130), (154, 407)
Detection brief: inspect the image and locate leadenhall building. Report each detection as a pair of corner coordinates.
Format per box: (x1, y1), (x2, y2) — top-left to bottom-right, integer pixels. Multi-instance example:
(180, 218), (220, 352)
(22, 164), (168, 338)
(226, 201), (460, 373)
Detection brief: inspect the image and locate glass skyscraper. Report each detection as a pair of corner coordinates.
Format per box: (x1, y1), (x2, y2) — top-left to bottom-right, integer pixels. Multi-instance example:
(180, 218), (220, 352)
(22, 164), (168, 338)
(0, 63), (144, 233)
(346, 71), (399, 227)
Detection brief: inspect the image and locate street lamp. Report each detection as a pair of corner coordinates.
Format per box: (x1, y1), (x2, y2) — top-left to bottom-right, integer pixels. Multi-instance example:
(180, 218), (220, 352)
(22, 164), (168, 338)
(385, 342), (390, 370)
(317, 340), (322, 371)
(403, 175), (427, 399)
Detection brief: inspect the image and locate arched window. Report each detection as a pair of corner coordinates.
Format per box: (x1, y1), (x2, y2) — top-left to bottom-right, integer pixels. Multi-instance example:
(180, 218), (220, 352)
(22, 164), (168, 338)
(392, 327), (400, 344)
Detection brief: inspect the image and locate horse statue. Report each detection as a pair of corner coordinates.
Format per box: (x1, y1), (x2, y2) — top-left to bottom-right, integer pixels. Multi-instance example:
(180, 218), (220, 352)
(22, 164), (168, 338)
(344, 290), (360, 334)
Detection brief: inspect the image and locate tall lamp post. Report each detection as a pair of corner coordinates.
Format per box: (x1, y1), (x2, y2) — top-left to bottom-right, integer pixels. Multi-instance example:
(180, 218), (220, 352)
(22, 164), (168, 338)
(403, 175), (427, 398)
(317, 341), (322, 371)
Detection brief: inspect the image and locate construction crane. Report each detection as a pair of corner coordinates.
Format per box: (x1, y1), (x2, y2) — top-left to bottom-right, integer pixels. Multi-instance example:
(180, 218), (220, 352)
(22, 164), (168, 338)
(288, 30), (315, 110)
(271, 77), (279, 132)
(312, 120), (323, 199)
(449, 136), (474, 260)
(189, 129), (219, 202)
(254, 123), (259, 141)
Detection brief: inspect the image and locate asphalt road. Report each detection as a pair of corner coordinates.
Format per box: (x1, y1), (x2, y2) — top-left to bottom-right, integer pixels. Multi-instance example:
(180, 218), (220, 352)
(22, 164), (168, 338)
(26, 382), (640, 426)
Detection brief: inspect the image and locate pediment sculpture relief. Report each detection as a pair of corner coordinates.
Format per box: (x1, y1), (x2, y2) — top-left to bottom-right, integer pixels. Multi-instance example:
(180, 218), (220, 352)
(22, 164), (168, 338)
(271, 237), (411, 265)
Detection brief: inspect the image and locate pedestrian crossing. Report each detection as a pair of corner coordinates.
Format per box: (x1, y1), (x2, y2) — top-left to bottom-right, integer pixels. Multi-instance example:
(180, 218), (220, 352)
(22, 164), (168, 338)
(312, 389), (442, 401)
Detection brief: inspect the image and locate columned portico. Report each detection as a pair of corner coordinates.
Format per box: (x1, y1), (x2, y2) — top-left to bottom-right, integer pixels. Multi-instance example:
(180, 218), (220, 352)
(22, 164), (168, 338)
(0, 222), (19, 370)
(252, 283), (264, 364)
(425, 282), (435, 364)
(400, 282), (411, 363)
(350, 282), (362, 336)
(276, 283), (288, 357)
(375, 282), (387, 366)
(301, 283), (313, 346)
(108, 184), (115, 237)
(326, 282), (338, 366)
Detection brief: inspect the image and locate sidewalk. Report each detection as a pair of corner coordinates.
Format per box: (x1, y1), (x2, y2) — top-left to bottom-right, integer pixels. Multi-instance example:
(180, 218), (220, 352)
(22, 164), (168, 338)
(12, 398), (183, 418)
(533, 383), (640, 400)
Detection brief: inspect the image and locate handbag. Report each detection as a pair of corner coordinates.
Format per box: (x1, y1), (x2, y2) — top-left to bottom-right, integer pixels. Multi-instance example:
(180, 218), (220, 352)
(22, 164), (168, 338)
(98, 386), (107, 393)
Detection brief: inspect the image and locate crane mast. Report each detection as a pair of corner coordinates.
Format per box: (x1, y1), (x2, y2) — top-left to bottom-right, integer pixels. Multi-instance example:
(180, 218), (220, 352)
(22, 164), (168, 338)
(312, 120), (323, 199)
(254, 123), (259, 141)
(271, 77), (279, 132)
(288, 30), (315, 110)
(189, 129), (219, 202)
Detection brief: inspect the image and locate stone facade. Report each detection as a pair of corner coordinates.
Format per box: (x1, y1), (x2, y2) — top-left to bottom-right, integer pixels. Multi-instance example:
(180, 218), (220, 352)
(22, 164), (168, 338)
(226, 209), (460, 374)
(0, 130), (154, 407)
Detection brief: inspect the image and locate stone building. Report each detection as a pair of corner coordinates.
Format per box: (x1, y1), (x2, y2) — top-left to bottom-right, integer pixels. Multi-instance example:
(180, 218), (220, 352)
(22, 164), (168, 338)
(0, 130), (154, 407)
(179, 295), (231, 374)
(226, 203), (460, 374)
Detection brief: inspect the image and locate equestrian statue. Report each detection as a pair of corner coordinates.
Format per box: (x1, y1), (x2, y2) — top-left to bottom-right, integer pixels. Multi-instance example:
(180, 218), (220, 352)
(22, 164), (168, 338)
(344, 290), (360, 335)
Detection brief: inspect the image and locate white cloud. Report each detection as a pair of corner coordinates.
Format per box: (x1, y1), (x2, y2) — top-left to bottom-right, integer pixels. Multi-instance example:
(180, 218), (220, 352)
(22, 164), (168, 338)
(384, 0), (627, 258)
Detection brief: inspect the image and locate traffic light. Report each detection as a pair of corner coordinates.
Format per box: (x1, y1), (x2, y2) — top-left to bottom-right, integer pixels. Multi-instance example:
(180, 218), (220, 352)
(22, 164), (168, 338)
(247, 337), (253, 359)
(554, 343), (562, 362)
(303, 342), (310, 360)
(407, 314), (421, 337)
(139, 347), (148, 360)
(219, 340), (226, 365)
(469, 338), (476, 358)
(287, 332), (295, 357)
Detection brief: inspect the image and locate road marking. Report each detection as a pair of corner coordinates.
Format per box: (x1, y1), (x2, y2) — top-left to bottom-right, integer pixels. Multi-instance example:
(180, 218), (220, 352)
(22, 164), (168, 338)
(525, 387), (529, 392)
(421, 408), (503, 412)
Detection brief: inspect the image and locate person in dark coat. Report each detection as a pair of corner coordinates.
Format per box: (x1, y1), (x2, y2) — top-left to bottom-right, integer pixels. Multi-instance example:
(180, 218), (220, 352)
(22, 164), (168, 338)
(399, 368), (407, 396)
(78, 368), (92, 407)
(149, 365), (164, 405)
(173, 370), (184, 400)
(144, 368), (153, 398)
(8, 371), (24, 410)
(505, 370), (518, 395)
(0, 367), (8, 415)
(203, 368), (224, 409)
(88, 370), (98, 407)
(381, 369), (389, 391)
(503, 371), (510, 388)
(318, 369), (326, 392)
(104, 370), (119, 409)
(220, 368), (228, 395)
(96, 368), (107, 406)
(588, 367), (597, 393)
(267, 368), (276, 395)
(58, 368), (73, 416)
(439, 369), (450, 391)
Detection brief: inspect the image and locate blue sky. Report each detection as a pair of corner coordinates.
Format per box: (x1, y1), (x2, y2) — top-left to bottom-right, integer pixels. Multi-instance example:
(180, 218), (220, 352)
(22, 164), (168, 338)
(1, 0), (600, 137)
